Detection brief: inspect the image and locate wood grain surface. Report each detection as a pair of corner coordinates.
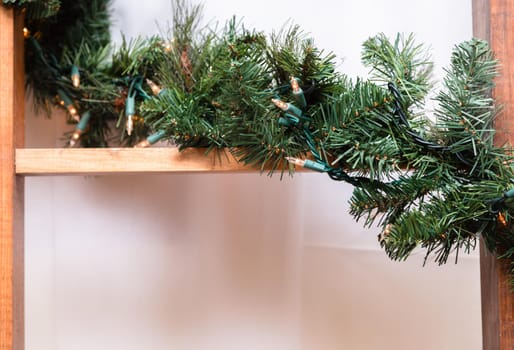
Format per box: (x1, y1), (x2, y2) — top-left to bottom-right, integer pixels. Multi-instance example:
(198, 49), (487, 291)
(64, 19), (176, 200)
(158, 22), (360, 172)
(0, 6), (24, 350)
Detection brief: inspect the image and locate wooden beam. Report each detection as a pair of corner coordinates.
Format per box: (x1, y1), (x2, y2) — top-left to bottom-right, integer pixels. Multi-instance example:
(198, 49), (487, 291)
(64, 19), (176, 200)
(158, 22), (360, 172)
(473, 0), (514, 349)
(0, 6), (24, 350)
(15, 148), (287, 175)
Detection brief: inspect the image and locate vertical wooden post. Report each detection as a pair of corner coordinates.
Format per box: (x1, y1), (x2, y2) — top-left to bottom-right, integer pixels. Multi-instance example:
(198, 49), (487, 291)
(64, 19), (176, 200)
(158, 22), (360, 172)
(473, 0), (514, 349)
(0, 6), (25, 350)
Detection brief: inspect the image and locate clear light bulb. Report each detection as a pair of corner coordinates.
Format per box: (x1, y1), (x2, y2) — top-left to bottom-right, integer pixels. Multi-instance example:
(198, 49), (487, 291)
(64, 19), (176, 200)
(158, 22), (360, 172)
(285, 157), (306, 167)
(290, 76), (300, 93)
(134, 140), (150, 148)
(271, 98), (288, 111)
(146, 79), (162, 96)
(67, 105), (80, 121)
(126, 115), (134, 136)
(69, 131), (81, 147)
(125, 95), (136, 136)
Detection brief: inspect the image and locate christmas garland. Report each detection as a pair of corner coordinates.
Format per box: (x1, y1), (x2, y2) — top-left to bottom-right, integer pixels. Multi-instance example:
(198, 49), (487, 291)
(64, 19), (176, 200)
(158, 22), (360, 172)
(4, 0), (514, 282)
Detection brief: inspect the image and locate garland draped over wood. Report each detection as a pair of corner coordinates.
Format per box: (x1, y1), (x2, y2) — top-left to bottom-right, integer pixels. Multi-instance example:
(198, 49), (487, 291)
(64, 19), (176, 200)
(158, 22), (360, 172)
(4, 0), (514, 283)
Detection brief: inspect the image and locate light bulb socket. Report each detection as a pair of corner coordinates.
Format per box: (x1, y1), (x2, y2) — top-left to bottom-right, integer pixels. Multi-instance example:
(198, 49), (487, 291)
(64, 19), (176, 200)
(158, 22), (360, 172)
(285, 113), (300, 125)
(57, 89), (73, 107)
(293, 90), (307, 108)
(147, 130), (166, 145)
(504, 188), (514, 198)
(286, 103), (303, 118)
(76, 111), (91, 131)
(125, 96), (136, 116)
(278, 117), (291, 127)
(303, 159), (331, 173)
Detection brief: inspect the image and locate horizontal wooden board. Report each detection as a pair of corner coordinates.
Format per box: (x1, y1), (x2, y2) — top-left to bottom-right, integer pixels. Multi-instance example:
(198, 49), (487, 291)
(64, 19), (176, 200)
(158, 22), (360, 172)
(14, 148), (293, 175)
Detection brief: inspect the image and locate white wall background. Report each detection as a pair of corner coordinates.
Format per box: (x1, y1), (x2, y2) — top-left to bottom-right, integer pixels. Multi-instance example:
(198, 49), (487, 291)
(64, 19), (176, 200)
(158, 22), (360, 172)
(25, 0), (481, 349)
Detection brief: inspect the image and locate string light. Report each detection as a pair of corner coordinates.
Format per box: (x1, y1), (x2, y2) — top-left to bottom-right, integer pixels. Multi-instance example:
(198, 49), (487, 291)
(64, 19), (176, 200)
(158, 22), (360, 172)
(125, 95), (135, 135)
(290, 76), (300, 93)
(271, 98), (288, 110)
(275, 90), (370, 187)
(290, 76), (306, 108)
(134, 130), (166, 148)
(57, 89), (80, 121)
(69, 111), (91, 147)
(285, 157), (330, 172)
(71, 65), (80, 88)
(23, 27), (30, 38)
(271, 98), (303, 117)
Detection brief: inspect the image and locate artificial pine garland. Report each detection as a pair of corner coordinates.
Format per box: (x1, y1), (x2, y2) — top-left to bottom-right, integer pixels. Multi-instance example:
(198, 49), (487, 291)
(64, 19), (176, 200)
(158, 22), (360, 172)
(2, 0), (60, 19)
(4, 0), (514, 283)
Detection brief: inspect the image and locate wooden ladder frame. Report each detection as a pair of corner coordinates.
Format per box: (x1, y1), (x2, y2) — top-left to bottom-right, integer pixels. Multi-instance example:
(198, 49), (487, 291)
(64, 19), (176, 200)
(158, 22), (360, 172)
(1, 7), (25, 350)
(0, 1), (513, 348)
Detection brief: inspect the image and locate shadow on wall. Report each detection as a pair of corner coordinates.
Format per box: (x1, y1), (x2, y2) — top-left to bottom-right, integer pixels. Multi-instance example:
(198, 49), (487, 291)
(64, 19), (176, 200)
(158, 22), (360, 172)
(27, 172), (305, 350)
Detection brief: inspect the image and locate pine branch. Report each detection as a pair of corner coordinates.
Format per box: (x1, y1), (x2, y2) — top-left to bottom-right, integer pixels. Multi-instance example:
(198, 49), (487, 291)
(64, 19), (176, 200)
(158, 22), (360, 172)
(362, 33), (433, 106)
(434, 39), (499, 175)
